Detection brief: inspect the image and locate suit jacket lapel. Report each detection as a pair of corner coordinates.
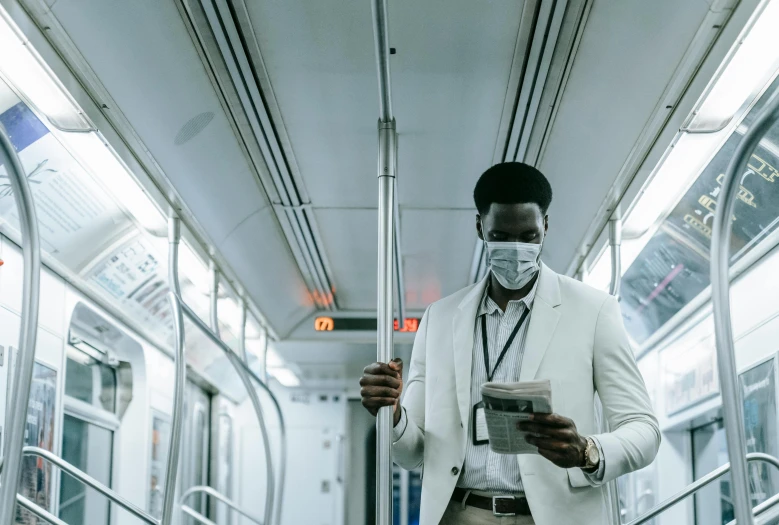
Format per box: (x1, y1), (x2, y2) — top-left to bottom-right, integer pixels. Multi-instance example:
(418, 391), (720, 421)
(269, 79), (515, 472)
(520, 263), (562, 381)
(452, 275), (488, 429)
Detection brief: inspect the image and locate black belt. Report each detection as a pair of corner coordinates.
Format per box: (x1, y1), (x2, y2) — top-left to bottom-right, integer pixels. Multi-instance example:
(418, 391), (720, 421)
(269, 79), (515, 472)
(451, 487), (531, 516)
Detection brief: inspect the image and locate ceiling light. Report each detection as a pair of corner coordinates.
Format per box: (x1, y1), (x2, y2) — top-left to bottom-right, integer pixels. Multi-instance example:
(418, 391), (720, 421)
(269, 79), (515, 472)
(267, 366), (300, 387)
(58, 131), (165, 232)
(624, 132), (725, 236)
(0, 8), (90, 131)
(687, 0), (779, 130)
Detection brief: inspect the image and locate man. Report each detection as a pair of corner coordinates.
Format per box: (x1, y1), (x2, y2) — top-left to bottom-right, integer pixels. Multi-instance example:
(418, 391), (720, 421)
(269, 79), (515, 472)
(360, 162), (660, 525)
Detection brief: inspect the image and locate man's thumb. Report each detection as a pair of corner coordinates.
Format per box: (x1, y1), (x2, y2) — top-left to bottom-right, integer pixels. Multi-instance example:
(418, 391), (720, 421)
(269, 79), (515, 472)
(389, 358), (403, 373)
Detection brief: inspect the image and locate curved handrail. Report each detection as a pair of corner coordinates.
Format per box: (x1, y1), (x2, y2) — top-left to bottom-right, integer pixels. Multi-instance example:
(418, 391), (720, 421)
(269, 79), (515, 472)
(711, 86), (779, 525)
(175, 296), (286, 525)
(0, 123), (42, 525)
(0, 446), (158, 524)
(627, 452), (779, 525)
(181, 485), (263, 525)
(181, 505), (218, 525)
(161, 217), (187, 525)
(15, 494), (68, 525)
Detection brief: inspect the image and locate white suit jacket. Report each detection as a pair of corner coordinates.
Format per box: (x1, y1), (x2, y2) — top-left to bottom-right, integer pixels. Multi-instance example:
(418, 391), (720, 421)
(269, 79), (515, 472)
(393, 263), (660, 525)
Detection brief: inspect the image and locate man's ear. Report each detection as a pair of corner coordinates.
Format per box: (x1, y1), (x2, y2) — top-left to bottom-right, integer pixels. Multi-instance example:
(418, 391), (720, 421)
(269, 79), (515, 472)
(544, 215), (549, 234)
(476, 214), (484, 240)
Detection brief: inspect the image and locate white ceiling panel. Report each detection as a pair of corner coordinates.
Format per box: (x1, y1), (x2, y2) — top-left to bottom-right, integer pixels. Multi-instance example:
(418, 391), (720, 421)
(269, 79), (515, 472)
(219, 207), (313, 336)
(391, 0), (524, 209)
(402, 208), (475, 309)
(314, 208), (378, 310)
(50, 0), (270, 245)
(314, 207), (475, 310)
(243, 0), (379, 208)
(537, 0), (712, 272)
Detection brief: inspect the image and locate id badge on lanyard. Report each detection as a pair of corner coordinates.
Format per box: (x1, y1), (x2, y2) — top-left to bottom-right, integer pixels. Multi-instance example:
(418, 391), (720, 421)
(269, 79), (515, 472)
(472, 308), (530, 446)
(473, 401), (489, 445)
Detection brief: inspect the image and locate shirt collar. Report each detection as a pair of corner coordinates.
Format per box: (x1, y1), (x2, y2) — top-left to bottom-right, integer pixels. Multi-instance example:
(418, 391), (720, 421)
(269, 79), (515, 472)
(477, 275), (539, 317)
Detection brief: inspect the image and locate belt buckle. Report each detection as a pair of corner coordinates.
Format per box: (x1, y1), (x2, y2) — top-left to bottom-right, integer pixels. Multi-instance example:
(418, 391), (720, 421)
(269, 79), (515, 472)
(492, 495), (516, 517)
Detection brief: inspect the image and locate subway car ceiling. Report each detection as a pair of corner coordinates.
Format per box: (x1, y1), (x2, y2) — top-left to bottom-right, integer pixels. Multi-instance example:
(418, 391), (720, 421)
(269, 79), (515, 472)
(0, 0), (774, 392)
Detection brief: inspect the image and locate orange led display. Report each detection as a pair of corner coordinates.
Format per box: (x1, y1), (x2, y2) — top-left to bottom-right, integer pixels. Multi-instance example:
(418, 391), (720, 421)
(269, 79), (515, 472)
(314, 317), (335, 331)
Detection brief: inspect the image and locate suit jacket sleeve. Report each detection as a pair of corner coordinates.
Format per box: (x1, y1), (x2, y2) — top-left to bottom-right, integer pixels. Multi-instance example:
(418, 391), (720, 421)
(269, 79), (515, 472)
(392, 306), (431, 470)
(590, 295), (661, 485)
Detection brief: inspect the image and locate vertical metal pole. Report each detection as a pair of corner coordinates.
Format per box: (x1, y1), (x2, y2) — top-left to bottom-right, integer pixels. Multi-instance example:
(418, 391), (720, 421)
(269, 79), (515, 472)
(238, 300), (247, 362)
(711, 87), (779, 525)
(606, 210), (622, 525)
(608, 212), (622, 298)
(0, 125), (41, 525)
(210, 260), (220, 338)
(372, 1), (396, 523)
(376, 122), (396, 525)
(163, 216), (187, 525)
(393, 133), (405, 328)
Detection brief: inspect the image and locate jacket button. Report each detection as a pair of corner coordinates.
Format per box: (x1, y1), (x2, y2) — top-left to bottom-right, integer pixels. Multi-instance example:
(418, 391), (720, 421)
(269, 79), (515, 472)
(451, 467), (459, 476)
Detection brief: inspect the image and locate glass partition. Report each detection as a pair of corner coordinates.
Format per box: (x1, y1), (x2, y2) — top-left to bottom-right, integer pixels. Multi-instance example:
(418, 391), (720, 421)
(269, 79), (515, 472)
(619, 73), (779, 344)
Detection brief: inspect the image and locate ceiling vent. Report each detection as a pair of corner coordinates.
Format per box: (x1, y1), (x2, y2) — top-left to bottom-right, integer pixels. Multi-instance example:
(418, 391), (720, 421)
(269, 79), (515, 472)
(470, 0), (592, 283)
(177, 0), (337, 310)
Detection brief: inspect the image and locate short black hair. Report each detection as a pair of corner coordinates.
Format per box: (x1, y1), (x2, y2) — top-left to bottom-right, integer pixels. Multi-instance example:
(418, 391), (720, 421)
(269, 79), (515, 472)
(473, 162), (553, 215)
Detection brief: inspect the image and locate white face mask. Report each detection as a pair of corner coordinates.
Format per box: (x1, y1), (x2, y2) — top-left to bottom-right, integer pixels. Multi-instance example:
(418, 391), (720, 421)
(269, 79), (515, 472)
(484, 240), (542, 290)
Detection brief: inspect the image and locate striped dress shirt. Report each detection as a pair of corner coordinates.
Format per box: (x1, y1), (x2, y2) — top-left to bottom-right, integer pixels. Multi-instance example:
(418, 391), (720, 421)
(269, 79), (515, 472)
(457, 280), (537, 492)
(393, 277), (605, 493)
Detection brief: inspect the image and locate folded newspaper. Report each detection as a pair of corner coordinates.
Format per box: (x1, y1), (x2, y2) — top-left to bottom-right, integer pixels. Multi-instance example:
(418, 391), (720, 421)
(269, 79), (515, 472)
(480, 380), (553, 454)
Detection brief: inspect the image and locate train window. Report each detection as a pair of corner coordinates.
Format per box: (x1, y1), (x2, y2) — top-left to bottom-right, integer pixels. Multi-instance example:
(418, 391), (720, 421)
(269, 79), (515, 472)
(148, 413), (171, 519)
(14, 363), (57, 524)
(619, 72), (779, 344)
(60, 348), (120, 525)
(64, 352), (117, 412)
(216, 414), (234, 525)
(59, 415), (114, 524)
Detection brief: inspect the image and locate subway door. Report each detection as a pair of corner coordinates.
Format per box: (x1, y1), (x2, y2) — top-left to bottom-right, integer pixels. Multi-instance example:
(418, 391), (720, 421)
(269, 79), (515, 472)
(238, 390), (347, 525)
(210, 397), (236, 525)
(181, 382), (212, 524)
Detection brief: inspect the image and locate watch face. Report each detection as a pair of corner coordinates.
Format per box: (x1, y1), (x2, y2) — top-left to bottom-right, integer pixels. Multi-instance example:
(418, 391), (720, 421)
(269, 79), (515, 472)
(587, 444), (600, 464)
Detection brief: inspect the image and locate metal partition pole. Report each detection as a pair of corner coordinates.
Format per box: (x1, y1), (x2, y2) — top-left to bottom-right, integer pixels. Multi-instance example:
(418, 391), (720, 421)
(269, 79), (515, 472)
(172, 296), (281, 525)
(181, 486), (263, 525)
(376, 120), (396, 525)
(627, 452), (779, 525)
(162, 217), (187, 525)
(0, 124), (42, 525)
(0, 446), (158, 524)
(711, 87), (779, 525)
(15, 494), (69, 525)
(181, 505), (218, 525)
(371, 1), (396, 523)
(608, 214), (622, 298)
(210, 261), (220, 337)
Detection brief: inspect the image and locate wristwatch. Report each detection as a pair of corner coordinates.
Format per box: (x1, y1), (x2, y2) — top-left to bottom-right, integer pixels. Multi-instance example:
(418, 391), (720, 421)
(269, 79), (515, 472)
(583, 437), (600, 470)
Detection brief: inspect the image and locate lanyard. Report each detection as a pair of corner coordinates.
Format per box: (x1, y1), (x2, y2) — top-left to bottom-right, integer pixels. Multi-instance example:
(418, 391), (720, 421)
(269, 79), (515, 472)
(480, 307), (531, 382)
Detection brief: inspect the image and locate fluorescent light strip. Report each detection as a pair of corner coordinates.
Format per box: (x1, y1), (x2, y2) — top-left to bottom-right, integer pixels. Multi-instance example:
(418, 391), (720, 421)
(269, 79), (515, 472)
(0, 8), (90, 131)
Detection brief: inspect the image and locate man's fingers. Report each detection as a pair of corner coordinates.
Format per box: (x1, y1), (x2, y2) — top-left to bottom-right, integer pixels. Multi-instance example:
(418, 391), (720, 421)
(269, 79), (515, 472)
(361, 396), (397, 410)
(529, 413), (572, 428)
(361, 386), (400, 399)
(518, 422), (574, 441)
(359, 373), (401, 389)
(363, 362), (401, 379)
